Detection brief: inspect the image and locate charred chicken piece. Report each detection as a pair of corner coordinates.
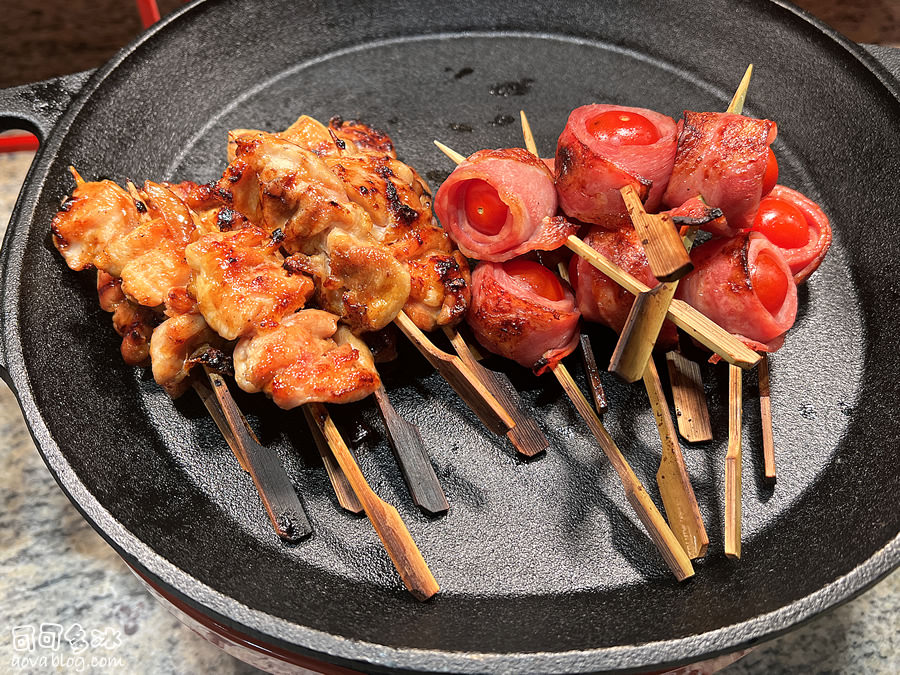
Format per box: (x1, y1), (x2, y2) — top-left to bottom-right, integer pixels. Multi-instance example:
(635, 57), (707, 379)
(51, 170), (140, 271)
(233, 310), (380, 409)
(185, 226), (313, 340)
(220, 132), (410, 333)
(325, 153), (471, 331)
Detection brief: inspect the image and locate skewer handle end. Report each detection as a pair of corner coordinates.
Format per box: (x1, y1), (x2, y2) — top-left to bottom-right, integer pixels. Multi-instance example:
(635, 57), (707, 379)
(625, 488), (695, 581)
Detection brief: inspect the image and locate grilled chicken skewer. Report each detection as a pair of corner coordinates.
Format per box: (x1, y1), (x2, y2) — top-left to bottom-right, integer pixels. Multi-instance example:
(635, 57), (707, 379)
(117, 180), (316, 540)
(225, 120), (515, 441)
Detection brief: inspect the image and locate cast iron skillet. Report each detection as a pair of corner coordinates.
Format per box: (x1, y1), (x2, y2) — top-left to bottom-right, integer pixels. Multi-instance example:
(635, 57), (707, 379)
(1, 0), (898, 672)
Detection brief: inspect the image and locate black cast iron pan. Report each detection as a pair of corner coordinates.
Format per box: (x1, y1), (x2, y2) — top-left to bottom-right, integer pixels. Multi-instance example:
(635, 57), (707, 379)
(1, 0), (898, 672)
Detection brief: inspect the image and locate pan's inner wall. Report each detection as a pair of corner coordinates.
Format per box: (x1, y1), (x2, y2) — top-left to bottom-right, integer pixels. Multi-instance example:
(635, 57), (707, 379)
(12, 0), (900, 665)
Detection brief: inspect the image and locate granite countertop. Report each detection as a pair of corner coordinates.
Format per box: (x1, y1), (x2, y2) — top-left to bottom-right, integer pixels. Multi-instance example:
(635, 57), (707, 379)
(0, 69), (898, 675)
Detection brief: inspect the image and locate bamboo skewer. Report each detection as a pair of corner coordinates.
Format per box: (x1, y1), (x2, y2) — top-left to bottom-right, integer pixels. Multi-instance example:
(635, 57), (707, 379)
(643, 359), (708, 559)
(557, 262), (608, 416)
(620, 185), (692, 283)
(727, 64), (754, 115)
(192, 377), (250, 472)
(609, 212), (698, 383)
(521, 111), (609, 418)
(120, 180), (315, 540)
(206, 370), (314, 541)
(434, 140), (466, 164)
(758, 354), (777, 483)
(394, 311), (514, 436)
(665, 351), (713, 442)
(444, 326), (549, 457)
(520, 110), (539, 156)
(724, 64), (778, 486)
(373, 384), (449, 514)
(725, 364), (743, 559)
(552, 363), (694, 580)
(301, 405), (364, 514)
(564, 235), (760, 370)
(306, 402), (440, 601)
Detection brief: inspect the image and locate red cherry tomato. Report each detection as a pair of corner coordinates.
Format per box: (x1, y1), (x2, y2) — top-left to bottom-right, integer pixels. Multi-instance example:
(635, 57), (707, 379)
(761, 147), (779, 196)
(464, 180), (509, 235)
(752, 195), (810, 249)
(503, 259), (566, 302)
(586, 110), (660, 145)
(751, 249), (789, 315)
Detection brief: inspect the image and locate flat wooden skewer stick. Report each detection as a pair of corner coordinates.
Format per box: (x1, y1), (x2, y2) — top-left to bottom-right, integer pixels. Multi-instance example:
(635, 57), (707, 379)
(758, 354), (777, 482)
(373, 384), (449, 514)
(192, 377), (250, 473)
(665, 351), (713, 442)
(444, 326), (549, 457)
(432, 142), (759, 371)
(609, 208), (698, 383)
(725, 364), (743, 559)
(620, 184), (692, 283)
(557, 262), (608, 416)
(643, 359), (708, 559)
(552, 363), (694, 580)
(206, 370), (314, 541)
(394, 311), (514, 436)
(565, 235), (760, 370)
(301, 405), (363, 514)
(306, 402), (440, 601)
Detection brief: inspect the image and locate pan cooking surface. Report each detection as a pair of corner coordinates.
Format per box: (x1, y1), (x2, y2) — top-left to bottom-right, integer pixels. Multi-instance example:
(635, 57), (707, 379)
(154, 32), (864, 595)
(4, 1), (898, 671)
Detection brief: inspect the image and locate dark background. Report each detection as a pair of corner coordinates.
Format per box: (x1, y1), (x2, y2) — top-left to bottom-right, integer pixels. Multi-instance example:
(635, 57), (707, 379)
(1, 0), (898, 88)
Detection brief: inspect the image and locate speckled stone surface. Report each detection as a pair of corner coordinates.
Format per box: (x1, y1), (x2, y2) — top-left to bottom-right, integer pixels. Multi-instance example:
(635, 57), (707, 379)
(0, 134), (896, 675)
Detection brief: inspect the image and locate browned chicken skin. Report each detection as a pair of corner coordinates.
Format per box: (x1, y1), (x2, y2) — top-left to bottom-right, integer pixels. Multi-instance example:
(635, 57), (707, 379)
(220, 132), (411, 333)
(228, 115), (471, 332)
(51, 172), (139, 271)
(54, 167), (381, 407)
(96, 270), (159, 366)
(51, 112), (455, 405)
(233, 311), (380, 409)
(185, 226), (313, 340)
(325, 153), (471, 330)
